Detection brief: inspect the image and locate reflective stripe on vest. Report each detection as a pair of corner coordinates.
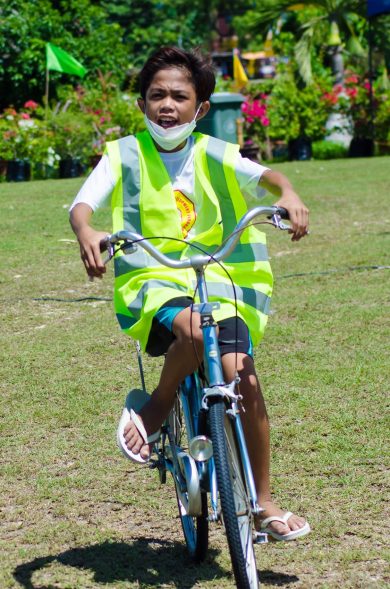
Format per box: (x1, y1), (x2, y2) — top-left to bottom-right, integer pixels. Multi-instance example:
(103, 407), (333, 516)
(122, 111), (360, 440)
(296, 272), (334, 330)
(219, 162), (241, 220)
(105, 131), (273, 350)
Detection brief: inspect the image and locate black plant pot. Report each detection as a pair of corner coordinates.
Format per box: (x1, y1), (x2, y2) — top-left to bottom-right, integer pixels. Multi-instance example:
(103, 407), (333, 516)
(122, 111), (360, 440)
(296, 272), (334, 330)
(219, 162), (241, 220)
(239, 143), (260, 162)
(0, 159), (7, 180)
(288, 137), (312, 161)
(6, 159), (31, 182)
(272, 141), (289, 162)
(59, 158), (83, 178)
(33, 163), (57, 180)
(348, 137), (374, 158)
(90, 154), (102, 169)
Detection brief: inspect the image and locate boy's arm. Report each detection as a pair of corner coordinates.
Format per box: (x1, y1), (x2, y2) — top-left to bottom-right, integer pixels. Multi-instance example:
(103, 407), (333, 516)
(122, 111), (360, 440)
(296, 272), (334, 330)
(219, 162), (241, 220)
(259, 169), (309, 241)
(69, 203), (109, 279)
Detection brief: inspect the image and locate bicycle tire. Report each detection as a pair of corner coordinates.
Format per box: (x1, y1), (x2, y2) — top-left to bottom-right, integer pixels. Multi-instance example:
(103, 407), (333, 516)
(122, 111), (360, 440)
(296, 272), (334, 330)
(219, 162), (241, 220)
(208, 398), (258, 589)
(170, 397), (209, 562)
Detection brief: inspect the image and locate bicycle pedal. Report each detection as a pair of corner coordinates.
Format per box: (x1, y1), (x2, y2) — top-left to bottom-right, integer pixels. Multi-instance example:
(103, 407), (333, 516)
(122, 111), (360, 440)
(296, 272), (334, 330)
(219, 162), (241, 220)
(253, 532), (268, 544)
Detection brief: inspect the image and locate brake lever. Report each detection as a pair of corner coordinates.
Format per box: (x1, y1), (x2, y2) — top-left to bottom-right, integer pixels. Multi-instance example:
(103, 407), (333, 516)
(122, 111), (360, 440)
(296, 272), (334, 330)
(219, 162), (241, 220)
(101, 236), (115, 265)
(103, 240), (138, 264)
(270, 213), (291, 231)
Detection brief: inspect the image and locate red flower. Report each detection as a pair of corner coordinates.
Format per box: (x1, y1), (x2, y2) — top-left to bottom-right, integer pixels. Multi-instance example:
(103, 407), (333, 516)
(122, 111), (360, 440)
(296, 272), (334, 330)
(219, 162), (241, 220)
(20, 113), (31, 119)
(346, 87), (358, 99)
(24, 100), (38, 110)
(322, 92), (338, 105)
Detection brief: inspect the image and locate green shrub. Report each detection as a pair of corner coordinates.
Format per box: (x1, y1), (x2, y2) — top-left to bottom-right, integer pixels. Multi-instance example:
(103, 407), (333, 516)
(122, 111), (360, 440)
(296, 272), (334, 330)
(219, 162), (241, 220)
(267, 75), (331, 142)
(312, 140), (348, 160)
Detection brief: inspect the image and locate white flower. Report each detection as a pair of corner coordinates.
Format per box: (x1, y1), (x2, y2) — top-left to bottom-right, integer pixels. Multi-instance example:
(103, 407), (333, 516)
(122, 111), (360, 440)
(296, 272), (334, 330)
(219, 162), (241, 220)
(18, 119), (35, 129)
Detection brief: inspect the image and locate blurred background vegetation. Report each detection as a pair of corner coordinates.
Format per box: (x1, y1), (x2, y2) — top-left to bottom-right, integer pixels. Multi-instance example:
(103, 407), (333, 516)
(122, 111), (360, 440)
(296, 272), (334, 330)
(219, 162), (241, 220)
(0, 0), (389, 179)
(1, 0), (389, 108)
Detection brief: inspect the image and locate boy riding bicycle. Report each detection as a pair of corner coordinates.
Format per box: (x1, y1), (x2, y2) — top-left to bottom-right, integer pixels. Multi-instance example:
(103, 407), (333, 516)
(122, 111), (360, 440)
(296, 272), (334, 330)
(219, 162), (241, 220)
(70, 46), (310, 541)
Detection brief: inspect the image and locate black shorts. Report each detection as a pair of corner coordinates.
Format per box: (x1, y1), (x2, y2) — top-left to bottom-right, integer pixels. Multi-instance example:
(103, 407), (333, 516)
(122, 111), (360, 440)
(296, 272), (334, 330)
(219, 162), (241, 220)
(146, 296), (253, 358)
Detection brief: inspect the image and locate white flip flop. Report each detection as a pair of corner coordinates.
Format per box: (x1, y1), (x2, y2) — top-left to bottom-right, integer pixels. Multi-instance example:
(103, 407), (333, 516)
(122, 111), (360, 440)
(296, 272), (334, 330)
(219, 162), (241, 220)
(117, 389), (161, 464)
(259, 511), (311, 542)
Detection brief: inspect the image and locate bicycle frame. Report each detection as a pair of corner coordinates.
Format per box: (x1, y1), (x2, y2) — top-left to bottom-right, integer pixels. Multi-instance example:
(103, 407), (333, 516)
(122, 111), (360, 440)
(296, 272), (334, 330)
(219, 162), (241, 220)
(190, 262), (261, 517)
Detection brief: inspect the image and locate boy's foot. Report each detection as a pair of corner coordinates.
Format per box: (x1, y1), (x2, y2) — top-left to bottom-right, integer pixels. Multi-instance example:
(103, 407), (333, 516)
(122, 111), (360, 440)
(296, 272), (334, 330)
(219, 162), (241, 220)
(117, 389), (163, 463)
(123, 411), (157, 461)
(255, 501), (310, 541)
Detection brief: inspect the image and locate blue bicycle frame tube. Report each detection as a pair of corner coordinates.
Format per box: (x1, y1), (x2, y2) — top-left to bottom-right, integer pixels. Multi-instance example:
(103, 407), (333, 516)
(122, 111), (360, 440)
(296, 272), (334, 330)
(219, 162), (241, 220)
(194, 268), (225, 386)
(180, 373), (202, 440)
(232, 402), (260, 511)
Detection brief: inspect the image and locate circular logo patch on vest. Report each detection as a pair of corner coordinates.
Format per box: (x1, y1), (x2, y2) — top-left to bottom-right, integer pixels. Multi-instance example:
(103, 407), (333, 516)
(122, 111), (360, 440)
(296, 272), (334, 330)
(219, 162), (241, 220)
(174, 190), (196, 238)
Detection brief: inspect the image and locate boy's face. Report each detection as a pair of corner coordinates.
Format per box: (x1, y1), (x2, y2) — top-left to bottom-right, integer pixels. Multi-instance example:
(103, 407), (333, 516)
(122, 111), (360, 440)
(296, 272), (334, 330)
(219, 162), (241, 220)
(138, 67), (209, 130)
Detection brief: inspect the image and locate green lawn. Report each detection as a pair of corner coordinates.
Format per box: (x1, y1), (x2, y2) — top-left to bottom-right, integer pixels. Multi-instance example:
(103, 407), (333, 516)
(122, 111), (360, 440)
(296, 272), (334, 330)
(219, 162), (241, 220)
(1, 157), (389, 588)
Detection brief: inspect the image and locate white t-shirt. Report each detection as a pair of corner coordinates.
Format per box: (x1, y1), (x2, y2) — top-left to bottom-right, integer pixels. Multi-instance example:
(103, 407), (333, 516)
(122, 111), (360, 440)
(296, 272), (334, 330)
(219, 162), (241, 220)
(70, 136), (270, 238)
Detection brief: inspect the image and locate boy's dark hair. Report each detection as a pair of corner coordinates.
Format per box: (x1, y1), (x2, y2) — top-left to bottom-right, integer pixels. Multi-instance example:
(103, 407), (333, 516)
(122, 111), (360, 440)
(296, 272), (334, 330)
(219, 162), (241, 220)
(139, 46), (216, 102)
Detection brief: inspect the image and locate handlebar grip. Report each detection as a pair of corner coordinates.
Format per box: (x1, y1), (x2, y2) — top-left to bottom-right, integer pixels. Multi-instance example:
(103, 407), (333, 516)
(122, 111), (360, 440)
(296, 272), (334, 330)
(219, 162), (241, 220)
(277, 207), (289, 220)
(99, 236), (109, 252)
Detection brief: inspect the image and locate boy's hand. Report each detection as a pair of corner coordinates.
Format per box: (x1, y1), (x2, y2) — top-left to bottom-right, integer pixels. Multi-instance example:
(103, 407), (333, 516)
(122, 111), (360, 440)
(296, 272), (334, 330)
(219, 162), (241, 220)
(275, 190), (309, 241)
(77, 226), (110, 279)
(259, 170), (309, 241)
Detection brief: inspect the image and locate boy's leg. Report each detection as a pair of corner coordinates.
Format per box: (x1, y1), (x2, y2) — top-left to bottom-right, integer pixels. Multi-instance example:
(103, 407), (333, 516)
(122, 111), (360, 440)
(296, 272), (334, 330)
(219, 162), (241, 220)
(221, 352), (308, 538)
(123, 306), (203, 459)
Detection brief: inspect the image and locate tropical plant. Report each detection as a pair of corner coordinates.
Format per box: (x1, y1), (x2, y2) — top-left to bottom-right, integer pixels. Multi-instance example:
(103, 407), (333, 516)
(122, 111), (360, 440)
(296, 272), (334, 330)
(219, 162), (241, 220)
(266, 74), (331, 142)
(234, 0), (368, 84)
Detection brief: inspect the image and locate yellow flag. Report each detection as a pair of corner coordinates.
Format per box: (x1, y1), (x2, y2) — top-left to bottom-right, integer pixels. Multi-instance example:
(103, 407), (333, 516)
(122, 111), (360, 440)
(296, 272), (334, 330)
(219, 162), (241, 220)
(233, 51), (248, 87)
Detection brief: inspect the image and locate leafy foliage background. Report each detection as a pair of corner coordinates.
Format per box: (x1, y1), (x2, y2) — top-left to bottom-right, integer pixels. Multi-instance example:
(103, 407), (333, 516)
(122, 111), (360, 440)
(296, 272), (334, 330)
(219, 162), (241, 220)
(0, 0), (252, 108)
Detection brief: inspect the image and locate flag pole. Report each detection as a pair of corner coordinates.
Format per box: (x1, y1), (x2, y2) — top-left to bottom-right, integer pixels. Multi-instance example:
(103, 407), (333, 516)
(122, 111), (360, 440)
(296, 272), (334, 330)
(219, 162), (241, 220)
(45, 67), (50, 126)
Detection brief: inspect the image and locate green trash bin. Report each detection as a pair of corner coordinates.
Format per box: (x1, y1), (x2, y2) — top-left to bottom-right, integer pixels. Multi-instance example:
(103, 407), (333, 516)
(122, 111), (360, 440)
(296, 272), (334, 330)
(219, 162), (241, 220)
(196, 92), (245, 144)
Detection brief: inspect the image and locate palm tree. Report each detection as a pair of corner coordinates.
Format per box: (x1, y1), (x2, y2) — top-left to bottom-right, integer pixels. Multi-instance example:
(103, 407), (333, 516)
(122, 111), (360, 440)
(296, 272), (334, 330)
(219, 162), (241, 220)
(238, 0), (367, 84)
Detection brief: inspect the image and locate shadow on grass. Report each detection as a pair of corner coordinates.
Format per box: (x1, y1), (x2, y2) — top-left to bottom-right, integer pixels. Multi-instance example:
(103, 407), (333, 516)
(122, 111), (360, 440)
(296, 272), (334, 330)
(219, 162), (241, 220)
(13, 538), (222, 588)
(13, 538), (300, 588)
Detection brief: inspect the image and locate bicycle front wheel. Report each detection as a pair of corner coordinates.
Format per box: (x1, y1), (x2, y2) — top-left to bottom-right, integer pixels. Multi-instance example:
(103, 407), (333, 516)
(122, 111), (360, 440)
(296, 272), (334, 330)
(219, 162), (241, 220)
(209, 399), (258, 589)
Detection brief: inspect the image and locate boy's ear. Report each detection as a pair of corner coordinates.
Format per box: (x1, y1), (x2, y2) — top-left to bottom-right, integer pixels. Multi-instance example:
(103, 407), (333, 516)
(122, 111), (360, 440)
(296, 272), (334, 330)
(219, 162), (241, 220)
(137, 98), (145, 113)
(196, 101), (210, 121)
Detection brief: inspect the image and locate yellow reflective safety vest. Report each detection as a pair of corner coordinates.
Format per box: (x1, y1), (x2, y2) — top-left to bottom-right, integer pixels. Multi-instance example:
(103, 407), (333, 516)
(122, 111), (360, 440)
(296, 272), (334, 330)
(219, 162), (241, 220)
(105, 130), (273, 351)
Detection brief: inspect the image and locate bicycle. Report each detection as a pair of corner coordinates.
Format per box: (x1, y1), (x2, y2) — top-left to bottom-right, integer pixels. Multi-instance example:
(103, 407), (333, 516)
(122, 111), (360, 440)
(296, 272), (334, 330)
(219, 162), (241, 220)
(102, 205), (291, 589)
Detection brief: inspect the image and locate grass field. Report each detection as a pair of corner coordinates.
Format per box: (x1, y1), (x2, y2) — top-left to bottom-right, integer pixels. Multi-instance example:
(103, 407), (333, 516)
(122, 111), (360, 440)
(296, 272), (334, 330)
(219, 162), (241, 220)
(1, 157), (389, 589)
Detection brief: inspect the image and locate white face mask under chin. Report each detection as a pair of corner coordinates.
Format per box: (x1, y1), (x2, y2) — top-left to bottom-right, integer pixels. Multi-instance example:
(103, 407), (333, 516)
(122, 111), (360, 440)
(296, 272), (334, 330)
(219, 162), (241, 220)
(144, 104), (203, 151)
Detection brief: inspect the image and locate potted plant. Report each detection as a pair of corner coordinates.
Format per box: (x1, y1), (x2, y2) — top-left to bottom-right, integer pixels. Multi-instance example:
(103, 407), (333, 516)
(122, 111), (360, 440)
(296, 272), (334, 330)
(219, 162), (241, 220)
(50, 110), (93, 178)
(267, 75), (331, 160)
(323, 74), (383, 157)
(58, 77), (144, 170)
(0, 106), (36, 181)
(29, 128), (60, 179)
(240, 94), (271, 161)
(375, 91), (390, 154)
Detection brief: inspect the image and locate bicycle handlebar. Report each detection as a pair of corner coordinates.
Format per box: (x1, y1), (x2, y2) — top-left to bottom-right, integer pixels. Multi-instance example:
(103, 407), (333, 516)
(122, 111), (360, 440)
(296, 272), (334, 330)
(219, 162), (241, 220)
(101, 205), (290, 270)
